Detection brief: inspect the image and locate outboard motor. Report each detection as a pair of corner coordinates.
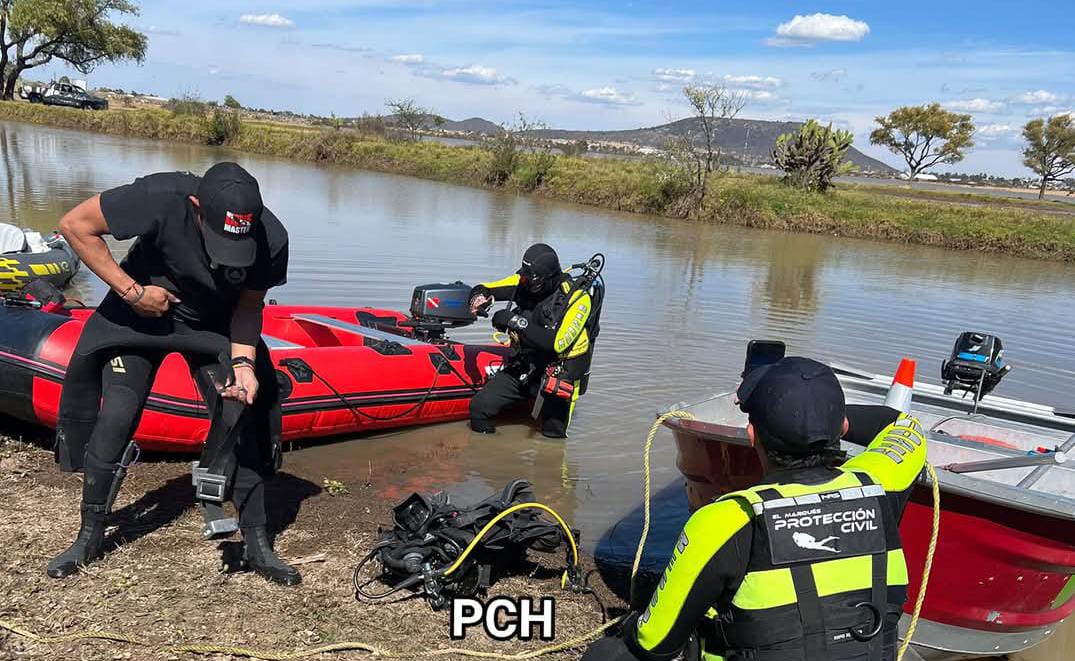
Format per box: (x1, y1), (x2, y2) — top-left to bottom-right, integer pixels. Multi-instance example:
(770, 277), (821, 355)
(402, 281), (477, 340)
(941, 332), (1011, 400)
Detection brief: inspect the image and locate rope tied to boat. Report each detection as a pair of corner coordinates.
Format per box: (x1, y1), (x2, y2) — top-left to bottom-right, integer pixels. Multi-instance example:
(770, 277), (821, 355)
(0, 409), (940, 660)
(631, 410), (942, 661)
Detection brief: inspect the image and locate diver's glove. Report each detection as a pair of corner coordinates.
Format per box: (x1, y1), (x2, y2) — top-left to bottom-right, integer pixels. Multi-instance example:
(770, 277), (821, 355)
(492, 308), (529, 332)
(469, 285), (493, 317)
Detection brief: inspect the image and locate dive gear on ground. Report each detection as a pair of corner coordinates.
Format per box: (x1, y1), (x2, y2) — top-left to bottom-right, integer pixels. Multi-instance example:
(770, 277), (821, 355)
(354, 480), (582, 610)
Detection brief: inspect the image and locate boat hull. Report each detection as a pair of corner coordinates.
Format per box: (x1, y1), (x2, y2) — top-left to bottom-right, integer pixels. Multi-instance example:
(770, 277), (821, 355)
(0, 304), (508, 451)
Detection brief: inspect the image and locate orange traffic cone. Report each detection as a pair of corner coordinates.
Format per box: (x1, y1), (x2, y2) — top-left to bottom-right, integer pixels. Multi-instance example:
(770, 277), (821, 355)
(884, 358), (916, 413)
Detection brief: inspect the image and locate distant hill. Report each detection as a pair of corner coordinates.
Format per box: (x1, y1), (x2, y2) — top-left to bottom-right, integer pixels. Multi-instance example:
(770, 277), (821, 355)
(385, 112), (896, 174)
(382, 113), (503, 135)
(438, 117), (503, 134)
(528, 117), (897, 174)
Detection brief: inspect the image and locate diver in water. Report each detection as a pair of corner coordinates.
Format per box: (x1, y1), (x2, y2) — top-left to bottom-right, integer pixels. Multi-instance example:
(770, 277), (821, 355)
(583, 357), (927, 661)
(467, 243), (600, 438)
(48, 162), (300, 586)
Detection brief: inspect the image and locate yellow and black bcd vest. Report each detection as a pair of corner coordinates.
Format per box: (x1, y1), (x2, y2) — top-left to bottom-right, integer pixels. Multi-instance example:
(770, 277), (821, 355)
(713, 471), (899, 661)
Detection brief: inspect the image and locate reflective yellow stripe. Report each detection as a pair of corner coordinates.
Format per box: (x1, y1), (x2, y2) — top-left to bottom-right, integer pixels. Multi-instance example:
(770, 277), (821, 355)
(478, 274), (521, 290)
(637, 499), (753, 651)
(887, 548), (909, 586)
(48, 263), (60, 274)
(731, 567), (797, 609)
(813, 555), (873, 597)
(30, 264), (50, 276)
(554, 290), (591, 355)
(842, 414), (927, 492)
(719, 471), (864, 507)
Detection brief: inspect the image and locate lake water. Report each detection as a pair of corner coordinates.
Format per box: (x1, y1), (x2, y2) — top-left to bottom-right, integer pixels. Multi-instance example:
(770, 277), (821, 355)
(2, 120), (1073, 658)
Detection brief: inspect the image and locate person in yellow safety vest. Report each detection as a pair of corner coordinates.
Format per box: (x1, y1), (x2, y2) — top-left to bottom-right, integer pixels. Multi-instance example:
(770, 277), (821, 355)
(467, 243), (596, 438)
(584, 357), (928, 661)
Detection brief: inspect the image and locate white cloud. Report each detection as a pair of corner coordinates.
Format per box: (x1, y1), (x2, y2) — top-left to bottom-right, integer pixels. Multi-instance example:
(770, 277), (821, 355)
(144, 25), (181, 36)
(767, 13), (869, 47)
(389, 54), (424, 65)
(740, 89), (780, 102)
(572, 86), (641, 107)
(1015, 90), (1060, 105)
(946, 98), (1006, 113)
(239, 14), (295, 29)
(1028, 106), (1075, 119)
(810, 68), (847, 83)
(978, 124), (1014, 136)
(721, 74), (782, 89)
(653, 68), (695, 83)
(438, 64), (512, 86)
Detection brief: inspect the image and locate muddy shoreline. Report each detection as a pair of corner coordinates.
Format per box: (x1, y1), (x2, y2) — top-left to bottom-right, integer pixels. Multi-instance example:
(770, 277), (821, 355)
(0, 427), (622, 660)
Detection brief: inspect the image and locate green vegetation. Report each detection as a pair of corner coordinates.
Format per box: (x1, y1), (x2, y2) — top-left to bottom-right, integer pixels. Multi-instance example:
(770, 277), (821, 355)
(1022, 115), (1075, 200)
(870, 103), (976, 178)
(772, 120), (856, 192)
(2, 100), (1072, 262)
(1, 0), (147, 99)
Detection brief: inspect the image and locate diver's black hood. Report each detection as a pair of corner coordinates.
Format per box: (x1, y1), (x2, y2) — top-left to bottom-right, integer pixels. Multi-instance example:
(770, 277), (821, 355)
(518, 243), (561, 297)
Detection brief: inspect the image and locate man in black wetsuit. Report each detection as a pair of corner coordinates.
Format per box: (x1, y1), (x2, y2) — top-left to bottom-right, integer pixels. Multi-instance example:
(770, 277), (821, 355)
(48, 162), (300, 586)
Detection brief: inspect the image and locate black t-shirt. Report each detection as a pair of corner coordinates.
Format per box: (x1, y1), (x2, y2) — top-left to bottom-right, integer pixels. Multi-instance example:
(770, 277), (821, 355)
(99, 171), (288, 330)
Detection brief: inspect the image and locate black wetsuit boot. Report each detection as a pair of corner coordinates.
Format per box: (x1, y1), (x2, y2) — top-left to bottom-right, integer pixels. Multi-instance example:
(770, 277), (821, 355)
(46, 465), (115, 578)
(242, 526), (301, 586)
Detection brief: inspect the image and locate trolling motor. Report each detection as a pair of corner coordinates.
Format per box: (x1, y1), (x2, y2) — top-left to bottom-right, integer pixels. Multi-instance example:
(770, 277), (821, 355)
(941, 332), (1012, 402)
(353, 480), (582, 610)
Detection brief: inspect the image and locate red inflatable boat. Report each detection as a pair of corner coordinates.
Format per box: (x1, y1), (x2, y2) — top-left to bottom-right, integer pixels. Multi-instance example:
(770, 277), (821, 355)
(0, 303), (508, 452)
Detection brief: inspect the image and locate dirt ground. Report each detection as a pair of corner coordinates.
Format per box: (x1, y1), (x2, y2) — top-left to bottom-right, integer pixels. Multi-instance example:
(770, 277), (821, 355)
(0, 427), (623, 661)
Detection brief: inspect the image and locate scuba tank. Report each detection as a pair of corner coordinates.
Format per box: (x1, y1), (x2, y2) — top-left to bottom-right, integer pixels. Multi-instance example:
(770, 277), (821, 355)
(353, 480), (581, 610)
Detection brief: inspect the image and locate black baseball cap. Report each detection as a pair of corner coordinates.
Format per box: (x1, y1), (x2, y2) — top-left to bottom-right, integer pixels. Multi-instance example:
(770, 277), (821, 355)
(737, 357), (846, 455)
(196, 162), (263, 268)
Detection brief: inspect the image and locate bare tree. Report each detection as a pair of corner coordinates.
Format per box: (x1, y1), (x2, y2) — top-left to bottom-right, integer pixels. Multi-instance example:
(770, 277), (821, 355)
(666, 84), (747, 210)
(1022, 114), (1075, 200)
(385, 97), (429, 141)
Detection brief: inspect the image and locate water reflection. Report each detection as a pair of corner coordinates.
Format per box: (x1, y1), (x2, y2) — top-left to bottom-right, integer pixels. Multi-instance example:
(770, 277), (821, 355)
(2, 119), (1073, 537)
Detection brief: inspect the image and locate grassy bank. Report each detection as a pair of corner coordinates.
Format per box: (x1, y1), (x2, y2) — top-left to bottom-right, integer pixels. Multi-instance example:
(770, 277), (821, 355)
(3, 101), (1074, 262)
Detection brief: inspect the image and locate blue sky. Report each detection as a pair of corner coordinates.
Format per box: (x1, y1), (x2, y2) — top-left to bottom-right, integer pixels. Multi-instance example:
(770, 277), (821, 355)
(37, 1), (1075, 176)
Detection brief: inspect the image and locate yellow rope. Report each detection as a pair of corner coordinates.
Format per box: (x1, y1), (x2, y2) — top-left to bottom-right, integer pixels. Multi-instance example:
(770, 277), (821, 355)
(0, 409), (941, 661)
(897, 461), (941, 661)
(0, 615), (621, 660)
(630, 411), (695, 587)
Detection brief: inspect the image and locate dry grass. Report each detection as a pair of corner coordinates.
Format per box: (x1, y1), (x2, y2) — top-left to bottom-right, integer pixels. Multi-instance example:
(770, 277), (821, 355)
(0, 432), (620, 661)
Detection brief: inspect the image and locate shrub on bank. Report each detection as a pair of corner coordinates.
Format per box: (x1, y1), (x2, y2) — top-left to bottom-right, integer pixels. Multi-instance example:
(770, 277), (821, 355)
(1, 100), (1072, 262)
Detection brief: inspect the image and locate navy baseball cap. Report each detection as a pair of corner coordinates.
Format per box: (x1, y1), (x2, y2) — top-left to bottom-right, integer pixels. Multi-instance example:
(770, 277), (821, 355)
(196, 162), (262, 268)
(737, 357), (846, 455)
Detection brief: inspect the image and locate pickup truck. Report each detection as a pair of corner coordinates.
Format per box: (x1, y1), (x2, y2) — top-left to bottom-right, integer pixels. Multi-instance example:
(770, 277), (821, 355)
(22, 82), (108, 110)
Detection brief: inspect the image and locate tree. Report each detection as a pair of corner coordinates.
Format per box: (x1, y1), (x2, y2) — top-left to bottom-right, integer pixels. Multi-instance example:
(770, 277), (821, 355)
(385, 97), (429, 141)
(1, 0), (147, 100)
(1022, 114), (1075, 200)
(667, 83), (747, 209)
(772, 120), (857, 192)
(869, 103), (975, 179)
(223, 94), (241, 109)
